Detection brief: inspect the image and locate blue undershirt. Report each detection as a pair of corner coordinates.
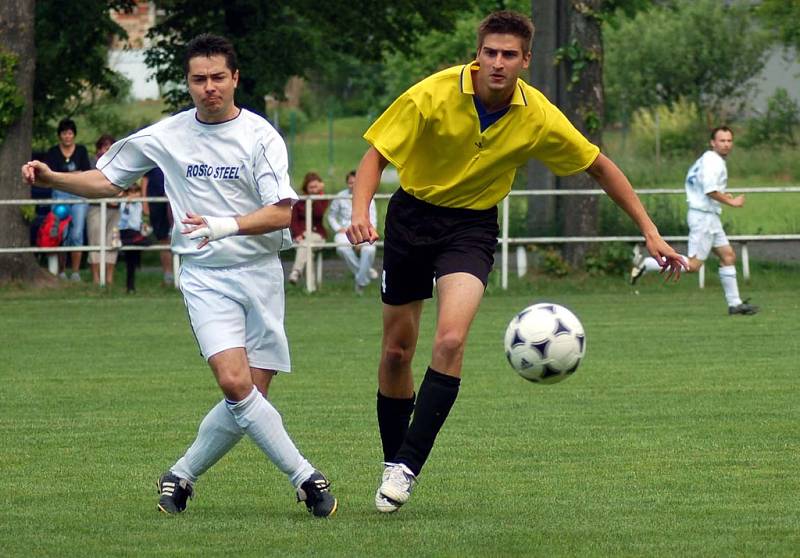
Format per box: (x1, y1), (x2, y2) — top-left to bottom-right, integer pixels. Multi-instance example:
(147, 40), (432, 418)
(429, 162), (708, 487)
(473, 95), (511, 132)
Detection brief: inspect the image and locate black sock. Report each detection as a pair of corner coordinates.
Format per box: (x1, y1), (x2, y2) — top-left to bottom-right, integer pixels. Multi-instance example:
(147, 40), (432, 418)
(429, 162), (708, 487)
(394, 367), (460, 476)
(377, 391), (416, 463)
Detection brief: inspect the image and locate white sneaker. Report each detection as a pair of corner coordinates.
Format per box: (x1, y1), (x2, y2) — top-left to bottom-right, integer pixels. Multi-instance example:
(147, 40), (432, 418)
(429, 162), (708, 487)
(629, 245), (646, 285)
(376, 462), (416, 513)
(288, 270), (300, 285)
(70, 272), (81, 282)
(368, 268), (379, 280)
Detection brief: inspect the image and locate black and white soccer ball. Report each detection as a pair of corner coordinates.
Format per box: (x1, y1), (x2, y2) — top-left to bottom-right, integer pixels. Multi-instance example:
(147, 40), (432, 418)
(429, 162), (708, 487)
(503, 303), (586, 384)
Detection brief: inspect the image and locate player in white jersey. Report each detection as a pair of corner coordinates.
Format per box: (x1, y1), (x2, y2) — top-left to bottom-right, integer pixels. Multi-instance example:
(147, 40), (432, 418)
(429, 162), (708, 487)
(327, 170), (379, 293)
(21, 34), (338, 517)
(630, 126), (758, 315)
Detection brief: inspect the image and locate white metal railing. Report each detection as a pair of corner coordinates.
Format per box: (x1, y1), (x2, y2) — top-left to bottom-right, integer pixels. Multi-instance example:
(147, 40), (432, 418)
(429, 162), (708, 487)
(1, 186), (798, 290)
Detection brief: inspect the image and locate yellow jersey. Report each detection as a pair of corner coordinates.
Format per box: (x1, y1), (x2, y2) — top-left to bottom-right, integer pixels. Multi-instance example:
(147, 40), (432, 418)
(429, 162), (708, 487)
(364, 63), (600, 210)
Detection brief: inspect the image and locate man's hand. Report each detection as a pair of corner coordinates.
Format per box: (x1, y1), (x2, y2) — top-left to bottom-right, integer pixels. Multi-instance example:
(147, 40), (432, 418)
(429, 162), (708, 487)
(644, 233), (688, 281)
(346, 214), (379, 245)
(729, 194), (745, 207)
(181, 212), (239, 249)
(21, 160), (54, 186)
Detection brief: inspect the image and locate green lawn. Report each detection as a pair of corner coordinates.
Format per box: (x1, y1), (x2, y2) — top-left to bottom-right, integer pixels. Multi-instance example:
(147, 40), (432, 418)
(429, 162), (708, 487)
(1, 268), (798, 557)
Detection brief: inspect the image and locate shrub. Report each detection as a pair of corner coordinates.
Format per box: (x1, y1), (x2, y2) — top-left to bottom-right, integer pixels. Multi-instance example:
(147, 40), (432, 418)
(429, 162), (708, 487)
(740, 88), (799, 148)
(630, 99), (707, 157)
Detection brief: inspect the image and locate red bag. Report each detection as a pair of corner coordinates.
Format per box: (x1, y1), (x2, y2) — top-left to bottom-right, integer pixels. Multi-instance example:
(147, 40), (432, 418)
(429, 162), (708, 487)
(36, 212), (72, 247)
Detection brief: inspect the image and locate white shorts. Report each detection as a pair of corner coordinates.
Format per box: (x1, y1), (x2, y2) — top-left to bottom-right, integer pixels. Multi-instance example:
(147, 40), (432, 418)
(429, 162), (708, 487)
(179, 255), (291, 372)
(687, 209), (729, 261)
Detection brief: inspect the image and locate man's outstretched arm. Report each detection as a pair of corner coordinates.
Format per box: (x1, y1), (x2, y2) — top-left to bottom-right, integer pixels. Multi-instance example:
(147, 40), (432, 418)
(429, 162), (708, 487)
(587, 153), (686, 276)
(21, 160), (121, 198)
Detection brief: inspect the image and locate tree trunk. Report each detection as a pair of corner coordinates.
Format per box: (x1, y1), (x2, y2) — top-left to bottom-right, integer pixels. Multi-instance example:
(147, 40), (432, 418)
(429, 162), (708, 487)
(559, 0), (604, 267)
(0, 0), (47, 283)
(526, 0), (566, 236)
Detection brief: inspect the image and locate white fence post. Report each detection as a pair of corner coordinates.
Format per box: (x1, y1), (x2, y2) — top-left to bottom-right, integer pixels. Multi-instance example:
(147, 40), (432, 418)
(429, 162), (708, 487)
(99, 200), (107, 287)
(741, 243), (750, 282)
(698, 264), (705, 289)
(501, 196), (509, 290)
(516, 245), (527, 278)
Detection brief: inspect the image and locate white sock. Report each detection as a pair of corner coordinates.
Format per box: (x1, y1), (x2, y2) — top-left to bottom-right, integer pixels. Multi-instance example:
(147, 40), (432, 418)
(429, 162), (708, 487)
(642, 257), (663, 272)
(227, 386), (315, 488)
(718, 265), (742, 307)
(171, 399), (244, 483)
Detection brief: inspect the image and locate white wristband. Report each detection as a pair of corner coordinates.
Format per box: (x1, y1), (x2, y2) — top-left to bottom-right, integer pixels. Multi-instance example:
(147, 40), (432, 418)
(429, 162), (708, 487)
(187, 216), (239, 242)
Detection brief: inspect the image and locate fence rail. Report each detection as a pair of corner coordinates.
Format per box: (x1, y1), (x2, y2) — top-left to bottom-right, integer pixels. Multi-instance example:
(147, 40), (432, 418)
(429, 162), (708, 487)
(1, 186), (798, 290)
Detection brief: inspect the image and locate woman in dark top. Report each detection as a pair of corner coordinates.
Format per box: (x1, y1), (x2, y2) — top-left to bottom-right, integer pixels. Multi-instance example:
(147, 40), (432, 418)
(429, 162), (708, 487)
(46, 118), (92, 280)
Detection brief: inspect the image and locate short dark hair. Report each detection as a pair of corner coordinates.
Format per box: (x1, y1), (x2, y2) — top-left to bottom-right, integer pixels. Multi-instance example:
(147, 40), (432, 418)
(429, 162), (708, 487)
(710, 126), (733, 140)
(95, 133), (115, 151)
(57, 118), (77, 136)
(346, 170), (356, 180)
(477, 11), (535, 54)
(183, 34), (238, 76)
(301, 171), (323, 194)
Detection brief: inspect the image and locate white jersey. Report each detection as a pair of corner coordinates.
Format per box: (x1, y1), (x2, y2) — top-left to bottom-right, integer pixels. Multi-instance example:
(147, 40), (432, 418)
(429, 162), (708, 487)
(97, 108), (298, 267)
(327, 189), (377, 232)
(685, 150), (727, 215)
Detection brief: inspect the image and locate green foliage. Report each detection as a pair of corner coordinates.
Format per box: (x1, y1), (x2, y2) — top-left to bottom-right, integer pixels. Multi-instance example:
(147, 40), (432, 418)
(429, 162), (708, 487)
(145, 0), (473, 114)
(275, 107), (310, 135)
(740, 88), (800, 148)
(629, 98), (708, 157)
(757, 0), (800, 52)
(554, 39), (600, 91)
(583, 242), (632, 276)
(0, 50), (24, 146)
(604, 0), (770, 122)
(33, 0), (135, 141)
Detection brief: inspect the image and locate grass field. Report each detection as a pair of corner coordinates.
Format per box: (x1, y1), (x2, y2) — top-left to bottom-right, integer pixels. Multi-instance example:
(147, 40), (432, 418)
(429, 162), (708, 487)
(1, 266), (798, 557)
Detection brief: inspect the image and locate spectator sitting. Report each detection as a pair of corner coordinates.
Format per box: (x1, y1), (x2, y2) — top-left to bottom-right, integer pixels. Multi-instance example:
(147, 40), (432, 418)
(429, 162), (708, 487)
(288, 172), (329, 289)
(327, 170), (378, 294)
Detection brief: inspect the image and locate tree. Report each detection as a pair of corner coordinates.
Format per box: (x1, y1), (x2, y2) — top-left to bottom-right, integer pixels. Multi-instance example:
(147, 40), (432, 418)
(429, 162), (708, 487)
(757, 0), (800, 54)
(32, 0), (134, 140)
(0, 0), (39, 282)
(556, 0), (605, 266)
(145, 0), (475, 114)
(0, 0), (133, 283)
(604, 0), (770, 123)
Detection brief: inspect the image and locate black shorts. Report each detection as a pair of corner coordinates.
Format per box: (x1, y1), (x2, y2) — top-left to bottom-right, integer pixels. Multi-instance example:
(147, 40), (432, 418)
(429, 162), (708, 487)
(149, 201), (172, 241)
(381, 188), (498, 306)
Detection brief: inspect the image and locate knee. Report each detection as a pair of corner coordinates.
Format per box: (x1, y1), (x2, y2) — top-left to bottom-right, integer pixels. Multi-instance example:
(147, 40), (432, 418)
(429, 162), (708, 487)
(433, 330), (467, 360)
(216, 371), (252, 401)
(720, 253), (736, 267)
(382, 343), (414, 369)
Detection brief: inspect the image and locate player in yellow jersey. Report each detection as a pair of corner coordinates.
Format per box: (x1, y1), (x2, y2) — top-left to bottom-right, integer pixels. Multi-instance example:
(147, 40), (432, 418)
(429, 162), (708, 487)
(346, 10), (686, 513)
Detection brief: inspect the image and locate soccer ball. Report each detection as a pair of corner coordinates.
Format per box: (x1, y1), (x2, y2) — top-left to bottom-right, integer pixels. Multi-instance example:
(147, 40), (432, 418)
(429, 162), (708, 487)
(503, 303), (586, 384)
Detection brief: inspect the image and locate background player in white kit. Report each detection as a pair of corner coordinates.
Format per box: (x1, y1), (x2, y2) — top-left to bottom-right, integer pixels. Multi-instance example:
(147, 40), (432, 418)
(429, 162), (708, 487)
(631, 126), (758, 315)
(21, 34), (337, 517)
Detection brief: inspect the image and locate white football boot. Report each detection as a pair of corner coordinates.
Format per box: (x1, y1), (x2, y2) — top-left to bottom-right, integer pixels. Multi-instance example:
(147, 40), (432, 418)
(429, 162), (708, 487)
(375, 462), (416, 513)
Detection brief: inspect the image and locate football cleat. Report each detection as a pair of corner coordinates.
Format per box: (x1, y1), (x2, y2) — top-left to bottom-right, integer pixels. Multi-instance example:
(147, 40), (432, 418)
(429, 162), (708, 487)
(375, 463), (401, 513)
(157, 472), (194, 514)
(297, 471), (337, 518)
(377, 462), (416, 512)
(728, 300), (759, 315)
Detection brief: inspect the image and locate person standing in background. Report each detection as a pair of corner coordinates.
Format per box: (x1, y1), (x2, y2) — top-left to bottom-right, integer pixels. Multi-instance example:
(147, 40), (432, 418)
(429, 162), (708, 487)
(141, 166), (175, 286)
(46, 118), (92, 280)
(86, 134), (121, 285)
